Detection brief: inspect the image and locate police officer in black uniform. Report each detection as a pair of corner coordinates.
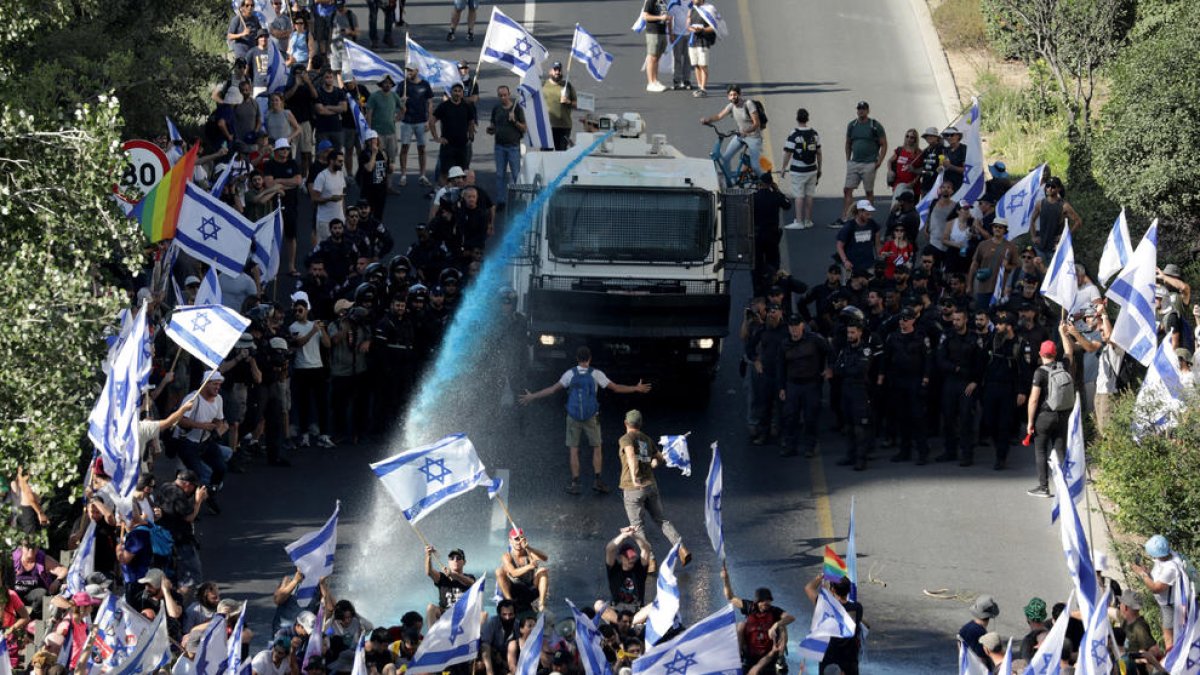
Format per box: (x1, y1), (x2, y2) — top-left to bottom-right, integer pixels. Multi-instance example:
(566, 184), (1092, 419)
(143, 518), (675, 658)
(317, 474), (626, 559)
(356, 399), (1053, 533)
(880, 307), (933, 464)
(749, 303), (787, 445)
(834, 320), (873, 471)
(371, 294), (416, 431)
(980, 312), (1032, 469)
(777, 314), (833, 458)
(934, 304), (985, 466)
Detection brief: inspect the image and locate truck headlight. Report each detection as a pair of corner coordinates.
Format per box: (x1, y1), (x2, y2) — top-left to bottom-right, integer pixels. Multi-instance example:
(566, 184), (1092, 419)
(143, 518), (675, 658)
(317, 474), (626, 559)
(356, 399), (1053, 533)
(690, 338), (716, 350)
(538, 334), (563, 346)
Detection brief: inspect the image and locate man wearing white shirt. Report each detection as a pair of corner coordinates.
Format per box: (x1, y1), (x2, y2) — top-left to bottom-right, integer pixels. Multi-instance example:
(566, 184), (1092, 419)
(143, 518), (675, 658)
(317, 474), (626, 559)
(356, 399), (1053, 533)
(289, 292), (334, 449)
(311, 150), (347, 245)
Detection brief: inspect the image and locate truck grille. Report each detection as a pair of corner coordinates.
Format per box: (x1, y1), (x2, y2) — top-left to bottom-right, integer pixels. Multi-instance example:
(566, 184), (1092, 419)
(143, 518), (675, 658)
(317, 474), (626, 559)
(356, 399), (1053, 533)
(533, 276), (720, 294)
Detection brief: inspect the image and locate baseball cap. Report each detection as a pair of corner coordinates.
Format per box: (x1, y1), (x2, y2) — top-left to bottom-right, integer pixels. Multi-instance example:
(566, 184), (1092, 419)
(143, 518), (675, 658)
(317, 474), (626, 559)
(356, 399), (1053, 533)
(184, 275), (201, 287)
(856, 100), (869, 109)
(291, 290), (311, 307)
(448, 166), (466, 179)
(273, 138), (291, 151)
(316, 139), (334, 153)
(787, 314), (805, 326)
(854, 199), (876, 212)
(448, 548), (466, 560)
(766, 303), (782, 312)
(362, 129), (379, 141)
(899, 308), (917, 321)
(624, 409), (643, 427)
(269, 337), (289, 350)
(138, 568), (165, 588)
(457, 60), (469, 68)
(1039, 340), (1057, 357)
(1121, 593), (1142, 611)
(551, 61), (563, 69)
(177, 469), (201, 483)
(509, 527), (525, 539)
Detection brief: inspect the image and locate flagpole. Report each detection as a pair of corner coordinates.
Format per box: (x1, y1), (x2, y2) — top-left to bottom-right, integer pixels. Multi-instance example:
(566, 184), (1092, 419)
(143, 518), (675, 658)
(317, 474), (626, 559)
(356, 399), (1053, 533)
(493, 494), (519, 532)
(408, 521), (447, 568)
(403, 32), (410, 99)
(564, 25), (577, 91)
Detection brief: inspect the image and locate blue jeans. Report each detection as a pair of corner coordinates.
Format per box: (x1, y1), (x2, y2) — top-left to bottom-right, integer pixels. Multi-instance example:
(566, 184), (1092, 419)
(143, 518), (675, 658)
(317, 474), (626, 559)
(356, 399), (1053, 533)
(721, 134), (763, 180)
(494, 143), (521, 205)
(178, 439), (230, 487)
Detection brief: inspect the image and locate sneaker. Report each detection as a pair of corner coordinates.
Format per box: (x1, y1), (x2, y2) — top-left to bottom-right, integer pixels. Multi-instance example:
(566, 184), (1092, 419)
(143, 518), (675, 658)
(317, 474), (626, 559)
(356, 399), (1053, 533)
(565, 479), (581, 495)
(418, 175), (433, 187)
(592, 479), (610, 494)
(297, 433), (311, 448)
(1026, 486), (1052, 498)
(466, 31), (474, 42)
(316, 434), (336, 448)
(646, 81), (667, 92)
(399, 174), (408, 187)
(447, 30), (455, 41)
(827, 218), (846, 229)
(803, 220), (815, 229)
(683, 82), (695, 90)
(784, 220), (804, 230)
(672, 83), (686, 91)
(692, 89), (707, 98)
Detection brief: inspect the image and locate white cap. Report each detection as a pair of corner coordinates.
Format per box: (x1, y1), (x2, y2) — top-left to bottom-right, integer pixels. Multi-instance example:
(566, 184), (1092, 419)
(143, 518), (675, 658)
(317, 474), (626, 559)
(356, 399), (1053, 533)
(447, 166), (466, 179)
(274, 138), (291, 151)
(854, 199), (876, 212)
(290, 290), (311, 307)
(362, 129), (379, 141)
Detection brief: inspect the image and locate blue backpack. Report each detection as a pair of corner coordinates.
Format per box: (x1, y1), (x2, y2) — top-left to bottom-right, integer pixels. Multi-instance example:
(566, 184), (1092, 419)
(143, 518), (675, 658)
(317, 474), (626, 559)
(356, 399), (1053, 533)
(566, 367), (600, 422)
(136, 523), (174, 560)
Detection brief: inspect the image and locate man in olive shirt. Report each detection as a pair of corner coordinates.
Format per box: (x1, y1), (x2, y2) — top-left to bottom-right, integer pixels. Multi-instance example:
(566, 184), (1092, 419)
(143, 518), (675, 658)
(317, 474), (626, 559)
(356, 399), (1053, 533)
(618, 410), (692, 566)
(840, 100), (887, 224)
(488, 85), (526, 209)
(541, 62), (576, 151)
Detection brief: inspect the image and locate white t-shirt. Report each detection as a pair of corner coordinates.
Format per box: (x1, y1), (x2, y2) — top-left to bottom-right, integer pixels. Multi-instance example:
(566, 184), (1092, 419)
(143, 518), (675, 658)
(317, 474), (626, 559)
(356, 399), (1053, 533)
(251, 650), (290, 675)
(1151, 556), (1182, 607)
(290, 320), (324, 369)
(313, 168), (346, 225)
(179, 392), (225, 443)
(220, 272), (258, 313)
(1094, 343), (1124, 395)
(1070, 282), (1101, 315)
(557, 366), (612, 390)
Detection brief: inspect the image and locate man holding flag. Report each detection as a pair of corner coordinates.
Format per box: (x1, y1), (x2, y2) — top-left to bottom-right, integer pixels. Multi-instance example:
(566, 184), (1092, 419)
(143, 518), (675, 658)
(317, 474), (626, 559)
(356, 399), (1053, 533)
(618, 410), (691, 566)
(802, 573), (862, 674)
(721, 566), (793, 674)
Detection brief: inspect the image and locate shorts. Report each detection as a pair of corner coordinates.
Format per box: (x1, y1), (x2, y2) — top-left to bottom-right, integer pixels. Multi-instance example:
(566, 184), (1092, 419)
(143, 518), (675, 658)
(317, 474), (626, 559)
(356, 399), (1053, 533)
(687, 46), (709, 67)
(400, 122), (427, 146)
(225, 383), (249, 424)
(380, 132), (399, 166)
(271, 381), (291, 416)
(844, 160), (878, 190)
(296, 121), (315, 154)
(789, 170), (818, 198)
(1161, 603), (1175, 630)
(329, 43), (353, 80)
(438, 144), (470, 175)
(645, 32), (667, 57)
(452, 0), (480, 10)
(282, 204), (298, 238)
(565, 414), (602, 448)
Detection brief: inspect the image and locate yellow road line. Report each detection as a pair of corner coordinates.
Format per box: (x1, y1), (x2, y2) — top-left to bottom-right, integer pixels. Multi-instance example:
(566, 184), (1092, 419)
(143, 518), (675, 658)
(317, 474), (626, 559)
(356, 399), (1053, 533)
(809, 454), (836, 539)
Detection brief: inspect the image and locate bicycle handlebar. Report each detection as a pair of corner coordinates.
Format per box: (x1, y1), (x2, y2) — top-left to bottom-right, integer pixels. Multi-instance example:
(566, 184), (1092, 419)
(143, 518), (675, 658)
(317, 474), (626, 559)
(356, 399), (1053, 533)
(703, 122), (738, 140)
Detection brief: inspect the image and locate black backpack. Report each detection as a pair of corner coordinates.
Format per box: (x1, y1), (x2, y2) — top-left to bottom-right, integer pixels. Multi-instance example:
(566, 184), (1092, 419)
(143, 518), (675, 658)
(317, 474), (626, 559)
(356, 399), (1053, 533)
(752, 100), (769, 129)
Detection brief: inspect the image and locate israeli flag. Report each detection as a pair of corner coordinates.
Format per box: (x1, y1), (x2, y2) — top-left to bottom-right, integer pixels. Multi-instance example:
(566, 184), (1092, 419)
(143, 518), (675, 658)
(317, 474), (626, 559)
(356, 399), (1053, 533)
(1051, 395), (1087, 523)
(195, 267), (223, 307)
(165, 304), (252, 370)
(165, 116), (185, 166)
(93, 594), (125, 665)
(344, 40), (405, 84)
(658, 433), (691, 476)
(692, 2), (729, 38)
(88, 303), (151, 502)
(1097, 208), (1132, 285)
(514, 613), (545, 675)
(253, 207), (283, 285)
(949, 98), (985, 205)
(704, 443), (725, 562)
(990, 265), (1008, 308)
(285, 501), (340, 601)
(176, 182), (256, 278)
(266, 39), (289, 94)
(1077, 588), (1113, 675)
(1050, 456), (1099, 622)
(567, 600), (612, 675)
(633, 605), (741, 675)
(65, 518), (97, 596)
(1040, 226), (1077, 312)
(1134, 335), (1186, 437)
(194, 614), (229, 675)
(957, 638), (990, 675)
(645, 544), (682, 645)
(1163, 595), (1200, 673)
(631, 9), (646, 33)
(516, 69), (553, 151)
(301, 603), (324, 670)
(351, 634), (368, 675)
(995, 163), (1046, 240)
(1107, 219), (1159, 365)
(996, 638), (1013, 675)
(797, 586), (856, 665)
(480, 7), (548, 78)
(571, 24), (613, 82)
(210, 153), (248, 197)
(370, 433), (496, 523)
(228, 602), (249, 675)
(1025, 591), (1074, 675)
(110, 603), (171, 675)
(847, 496), (859, 603)
(916, 171), (943, 229)
(408, 576), (486, 674)
(406, 36), (463, 93)
(0, 636), (11, 675)
(347, 93), (371, 145)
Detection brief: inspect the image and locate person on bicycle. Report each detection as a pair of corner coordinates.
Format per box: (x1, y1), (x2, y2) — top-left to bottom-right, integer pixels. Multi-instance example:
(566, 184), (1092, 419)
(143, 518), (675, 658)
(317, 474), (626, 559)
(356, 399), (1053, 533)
(699, 84), (763, 181)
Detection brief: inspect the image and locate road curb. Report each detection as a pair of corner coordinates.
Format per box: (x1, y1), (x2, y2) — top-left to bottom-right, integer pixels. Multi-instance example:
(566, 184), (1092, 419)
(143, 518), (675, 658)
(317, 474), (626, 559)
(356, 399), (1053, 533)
(907, 0), (961, 122)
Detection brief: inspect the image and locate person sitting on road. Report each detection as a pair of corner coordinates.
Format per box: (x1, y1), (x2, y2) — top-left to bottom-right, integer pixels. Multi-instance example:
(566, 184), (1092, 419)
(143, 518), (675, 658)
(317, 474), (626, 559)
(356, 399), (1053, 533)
(496, 528), (549, 613)
(722, 565), (794, 675)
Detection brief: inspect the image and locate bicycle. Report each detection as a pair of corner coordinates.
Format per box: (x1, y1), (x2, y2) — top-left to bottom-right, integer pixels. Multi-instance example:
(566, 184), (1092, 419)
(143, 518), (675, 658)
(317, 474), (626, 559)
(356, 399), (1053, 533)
(705, 122), (771, 189)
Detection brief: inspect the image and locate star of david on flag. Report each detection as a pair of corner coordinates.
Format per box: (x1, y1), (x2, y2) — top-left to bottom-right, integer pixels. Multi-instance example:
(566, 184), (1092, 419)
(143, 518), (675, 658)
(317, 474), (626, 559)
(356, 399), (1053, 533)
(175, 182), (256, 278)
(405, 36), (463, 93)
(632, 605), (741, 675)
(165, 304), (252, 370)
(571, 24), (613, 82)
(479, 7), (548, 77)
(995, 163), (1046, 240)
(798, 587), (857, 665)
(408, 576), (486, 673)
(704, 443), (725, 562)
(1107, 219), (1160, 366)
(370, 433), (497, 523)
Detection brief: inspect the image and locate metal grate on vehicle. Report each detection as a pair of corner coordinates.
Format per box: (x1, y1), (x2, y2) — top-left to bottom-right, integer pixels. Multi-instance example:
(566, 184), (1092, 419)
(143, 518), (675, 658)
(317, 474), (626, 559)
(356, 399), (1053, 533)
(546, 187), (715, 263)
(533, 276), (720, 294)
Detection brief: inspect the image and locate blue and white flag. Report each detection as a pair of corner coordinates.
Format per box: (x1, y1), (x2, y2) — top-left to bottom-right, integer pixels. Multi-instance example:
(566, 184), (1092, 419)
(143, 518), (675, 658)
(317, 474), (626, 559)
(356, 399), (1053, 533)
(228, 602), (249, 675)
(957, 639), (990, 675)
(1051, 455), (1099, 623)
(513, 613), (545, 675)
(88, 303), (151, 502)
(480, 7), (548, 78)
(1024, 591), (1074, 675)
(1163, 594), (1200, 674)
(1097, 208), (1132, 285)
(285, 501), (340, 601)
(571, 24), (613, 82)
(1107, 219), (1159, 365)
(516, 69), (553, 151)
(370, 433), (495, 523)
(704, 442), (725, 562)
(996, 638), (1013, 675)
(633, 605), (741, 675)
(1051, 394), (1086, 523)
(347, 93), (371, 146)
(797, 587), (857, 665)
(567, 600), (613, 675)
(990, 265), (1008, 308)
(165, 117), (185, 166)
(949, 98), (984, 205)
(351, 634), (368, 675)
(658, 433), (691, 476)
(110, 603), (171, 675)
(194, 614), (229, 675)
(996, 163), (1046, 240)
(916, 171), (943, 229)
(266, 39), (289, 94)
(1077, 588), (1113, 675)
(210, 153), (249, 197)
(176, 182), (256, 278)
(847, 497), (859, 603)
(253, 206), (283, 285)
(165, 304), (252, 370)
(1134, 335), (1187, 437)
(641, 34), (678, 75)
(691, 2), (729, 38)
(93, 594), (126, 666)
(301, 603), (324, 670)
(0, 636), (11, 675)
(344, 40), (406, 84)
(631, 8), (646, 33)
(1040, 226), (1077, 311)
(408, 576), (486, 674)
(406, 36), (463, 93)
(645, 543), (681, 645)
(195, 267), (223, 307)
(65, 518), (97, 595)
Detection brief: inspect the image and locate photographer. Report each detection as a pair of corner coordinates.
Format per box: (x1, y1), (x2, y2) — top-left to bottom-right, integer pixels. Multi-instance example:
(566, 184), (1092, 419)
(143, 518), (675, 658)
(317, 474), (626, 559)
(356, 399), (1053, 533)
(328, 299), (372, 445)
(256, 336), (294, 467)
(218, 332), (262, 468)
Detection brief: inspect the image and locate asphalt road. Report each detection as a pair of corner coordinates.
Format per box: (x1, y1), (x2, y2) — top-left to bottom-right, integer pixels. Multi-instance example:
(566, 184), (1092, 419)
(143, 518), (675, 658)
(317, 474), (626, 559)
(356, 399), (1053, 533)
(187, 0), (1094, 672)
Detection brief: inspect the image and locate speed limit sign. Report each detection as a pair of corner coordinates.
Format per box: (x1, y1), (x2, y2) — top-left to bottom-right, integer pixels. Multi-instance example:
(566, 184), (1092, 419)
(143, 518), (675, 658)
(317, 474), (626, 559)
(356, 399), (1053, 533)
(114, 139), (171, 205)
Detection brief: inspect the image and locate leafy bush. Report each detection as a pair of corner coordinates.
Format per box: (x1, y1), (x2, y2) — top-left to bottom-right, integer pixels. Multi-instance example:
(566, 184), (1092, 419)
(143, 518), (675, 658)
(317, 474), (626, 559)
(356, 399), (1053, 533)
(975, 70), (1069, 174)
(932, 0), (988, 50)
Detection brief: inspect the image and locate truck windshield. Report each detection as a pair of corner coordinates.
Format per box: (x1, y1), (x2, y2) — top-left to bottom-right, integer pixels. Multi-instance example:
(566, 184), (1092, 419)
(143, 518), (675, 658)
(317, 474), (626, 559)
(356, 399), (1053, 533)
(546, 187), (714, 262)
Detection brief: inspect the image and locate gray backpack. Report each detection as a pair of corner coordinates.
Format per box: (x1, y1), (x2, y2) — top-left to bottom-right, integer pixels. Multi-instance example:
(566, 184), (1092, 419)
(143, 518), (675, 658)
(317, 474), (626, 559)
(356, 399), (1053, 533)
(1042, 362), (1075, 412)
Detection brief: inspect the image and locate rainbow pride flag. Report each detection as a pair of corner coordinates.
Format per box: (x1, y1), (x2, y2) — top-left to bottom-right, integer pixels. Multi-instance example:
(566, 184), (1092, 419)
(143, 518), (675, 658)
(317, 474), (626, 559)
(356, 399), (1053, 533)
(132, 144), (198, 242)
(823, 545), (847, 583)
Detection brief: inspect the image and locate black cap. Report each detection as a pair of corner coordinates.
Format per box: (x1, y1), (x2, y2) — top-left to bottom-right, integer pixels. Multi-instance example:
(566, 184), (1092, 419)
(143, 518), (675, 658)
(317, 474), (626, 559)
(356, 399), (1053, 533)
(827, 263), (843, 274)
(911, 268), (929, 280)
(754, 587), (774, 602)
(177, 469), (201, 484)
(896, 190), (917, 203)
(893, 264), (911, 276)
(856, 100), (869, 109)
(993, 312), (1014, 325)
(766, 303), (782, 312)
(457, 60), (469, 68)
(551, 61), (563, 70)
(415, 222), (428, 231)
(787, 314), (805, 326)
(899, 308), (917, 320)
(767, 285), (784, 296)
(448, 548), (466, 559)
